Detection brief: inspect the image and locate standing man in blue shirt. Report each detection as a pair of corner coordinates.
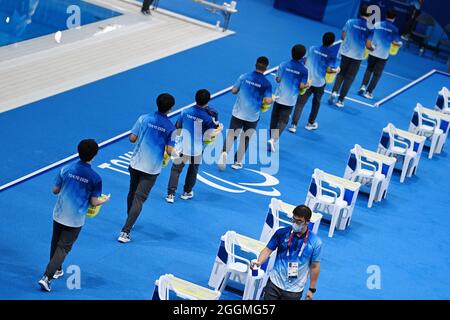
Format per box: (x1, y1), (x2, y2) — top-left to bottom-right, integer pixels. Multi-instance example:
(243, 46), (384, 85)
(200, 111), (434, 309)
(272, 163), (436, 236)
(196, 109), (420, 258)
(267, 44), (309, 152)
(118, 93), (177, 243)
(38, 139), (110, 292)
(218, 56), (273, 170)
(251, 205), (322, 300)
(165, 89), (221, 203)
(358, 9), (401, 99)
(329, 5), (375, 108)
(289, 32), (338, 133)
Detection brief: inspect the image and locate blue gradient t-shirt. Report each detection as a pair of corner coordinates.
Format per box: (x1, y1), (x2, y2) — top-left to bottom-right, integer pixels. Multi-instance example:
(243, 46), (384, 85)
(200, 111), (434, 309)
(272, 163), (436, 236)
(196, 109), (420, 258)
(274, 60), (308, 106)
(267, 227), (322, 293)
(177, 105), (219, 156)
(370, 21), (400, 60)
(130, 112), (176, 174)
(53, 161), (102, 228)
(340, 18), (374, 60)
(306, 45), (338, 87)
(232, 71), (272, 122)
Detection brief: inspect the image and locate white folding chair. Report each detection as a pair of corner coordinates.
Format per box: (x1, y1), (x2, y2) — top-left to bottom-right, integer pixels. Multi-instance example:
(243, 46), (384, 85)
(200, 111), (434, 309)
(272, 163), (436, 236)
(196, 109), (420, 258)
(216, 231), (251, 294)
(410, 103), (444, 159)
(378, 123), (416, 183)
(347, 144), (384, 208)
(435, 87), (450, 114)
(306, 169), (349, 238)
(154, 274), (221, 300)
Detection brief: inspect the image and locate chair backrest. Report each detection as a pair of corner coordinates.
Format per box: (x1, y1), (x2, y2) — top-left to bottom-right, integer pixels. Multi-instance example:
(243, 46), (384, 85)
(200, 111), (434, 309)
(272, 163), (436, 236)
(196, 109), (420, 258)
(313, 169), (340, 200)
(386, 123), (397, 142)
(413, 13), (435, 38)
(354, 144), (364, 171)
(436, 87), (449, 111)
(224, 231), (237, 264)
(156, 274), (221, 300)
(416, 13), (435, 27)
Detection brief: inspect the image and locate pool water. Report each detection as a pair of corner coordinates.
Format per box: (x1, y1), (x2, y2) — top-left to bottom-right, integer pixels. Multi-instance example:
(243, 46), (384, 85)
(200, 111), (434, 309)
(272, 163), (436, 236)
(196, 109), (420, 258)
(0, 0), (121, 47)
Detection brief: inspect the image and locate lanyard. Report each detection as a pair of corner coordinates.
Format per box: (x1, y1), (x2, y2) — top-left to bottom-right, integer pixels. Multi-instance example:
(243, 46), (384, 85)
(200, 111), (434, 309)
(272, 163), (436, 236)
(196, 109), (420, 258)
(287, 229), (309, 258)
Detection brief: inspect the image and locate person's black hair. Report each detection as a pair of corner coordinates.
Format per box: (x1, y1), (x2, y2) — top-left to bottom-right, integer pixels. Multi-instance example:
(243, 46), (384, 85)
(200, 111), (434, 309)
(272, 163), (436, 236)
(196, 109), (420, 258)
(78, 139), (98, 162)
(156, 93), (175, 113)
(386, 8), (397, 20)
(322, 32), (336, 47)
(293, 205), (312, 221)
(195, 89), (211, 106)
(360, 4), (369, 17)
(291, 44), (306, 60)
(256, 56), (269, 71)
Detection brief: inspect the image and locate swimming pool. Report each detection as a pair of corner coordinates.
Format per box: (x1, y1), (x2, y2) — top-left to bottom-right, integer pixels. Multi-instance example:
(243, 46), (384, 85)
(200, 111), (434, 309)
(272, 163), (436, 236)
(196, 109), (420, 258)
(0, 0), (121, 47)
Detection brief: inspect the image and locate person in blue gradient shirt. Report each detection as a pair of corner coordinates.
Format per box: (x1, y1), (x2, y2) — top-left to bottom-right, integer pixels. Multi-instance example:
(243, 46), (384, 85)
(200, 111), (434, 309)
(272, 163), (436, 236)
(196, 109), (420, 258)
(118, 93), (177, 243)
(329, 5), (375, 108)
(38, 139), (110, 292)
(358, 9), (401, 99)
(165, 89), (221, 203)
(289, 32), (338, 133)
(218, 56), (273, 170)
(267, 44), (308, 153)
(251, 205), (322, 300)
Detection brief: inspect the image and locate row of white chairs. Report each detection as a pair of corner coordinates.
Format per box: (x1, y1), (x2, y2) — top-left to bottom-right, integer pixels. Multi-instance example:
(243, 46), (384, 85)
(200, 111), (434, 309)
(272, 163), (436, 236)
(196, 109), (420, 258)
(151, 87), (450, 299)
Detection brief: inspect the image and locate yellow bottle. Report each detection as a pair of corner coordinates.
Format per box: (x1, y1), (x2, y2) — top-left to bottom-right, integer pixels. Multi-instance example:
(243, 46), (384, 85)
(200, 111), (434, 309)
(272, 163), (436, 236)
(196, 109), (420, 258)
(389, 42), (401, 55)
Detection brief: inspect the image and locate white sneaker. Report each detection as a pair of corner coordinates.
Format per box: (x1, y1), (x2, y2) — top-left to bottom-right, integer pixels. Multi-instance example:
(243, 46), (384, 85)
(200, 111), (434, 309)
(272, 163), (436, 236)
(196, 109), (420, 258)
(166, 194), (175, 203)
(328, 92), (338, 105)
(118, 232), (131, 243)
(267, 139), (276, 152)
(53, 269), (64, 279)
(336, 100), (344, 108)
(218, 151), (227, 171)
(231, 162), (243, 170)
(363, 92), (373, 99)
(358, 86), (366, 95)
(305, 122), (319, 130)
(288, 124), (297, 133)
(38, 276), (51, 292)
(180, 191), (194, 200)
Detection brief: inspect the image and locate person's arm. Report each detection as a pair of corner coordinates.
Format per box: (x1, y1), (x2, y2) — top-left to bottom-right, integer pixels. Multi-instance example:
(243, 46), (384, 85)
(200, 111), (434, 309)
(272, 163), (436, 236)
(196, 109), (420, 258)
(89, 194), (110, 207)
(231, 87), (239, 94)
(305, 262), (320, 300)
(341, 31), (346, 40)
(52, 185), (61, 194)
(250, 247), (274, 268)
(366, 39), (375, 51)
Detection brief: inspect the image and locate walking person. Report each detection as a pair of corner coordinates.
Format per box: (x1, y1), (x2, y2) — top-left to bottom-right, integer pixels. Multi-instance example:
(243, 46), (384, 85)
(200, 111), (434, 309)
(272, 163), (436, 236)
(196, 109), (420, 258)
(358, 8), (401, 99)
(218, 56), (273, 170)
(288, 32), (339, 133)
(165, 89), (221, 203)
(328, 5), (375, 108)
(118, 93), (177, 243)
(38, 139), (110, 292)
(251, 205), (322, 300)
(141, 0), (154, 15)
(267, 44), (309, 152)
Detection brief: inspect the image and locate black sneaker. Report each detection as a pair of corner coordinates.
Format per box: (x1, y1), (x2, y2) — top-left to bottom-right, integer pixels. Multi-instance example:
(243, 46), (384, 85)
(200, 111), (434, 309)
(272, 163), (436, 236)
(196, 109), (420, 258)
(141, 9), (151, 15)
(38, 276), (51, 292)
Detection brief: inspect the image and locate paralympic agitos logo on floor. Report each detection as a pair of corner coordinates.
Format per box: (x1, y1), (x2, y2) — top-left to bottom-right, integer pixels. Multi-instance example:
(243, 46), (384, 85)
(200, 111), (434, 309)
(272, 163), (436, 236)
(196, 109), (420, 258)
(98, 152), (281, 197)
(197, 169), (281, 196)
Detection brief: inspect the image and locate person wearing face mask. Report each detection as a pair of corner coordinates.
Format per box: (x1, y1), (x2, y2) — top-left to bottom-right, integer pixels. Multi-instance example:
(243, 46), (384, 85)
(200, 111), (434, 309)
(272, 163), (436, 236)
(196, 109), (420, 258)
(250, 205), (322, 300)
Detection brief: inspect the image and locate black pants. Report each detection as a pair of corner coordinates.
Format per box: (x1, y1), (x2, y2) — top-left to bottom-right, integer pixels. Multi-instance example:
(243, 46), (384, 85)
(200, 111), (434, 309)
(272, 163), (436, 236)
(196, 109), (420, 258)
(270, 102), (293, 141)
(292, 84), (325, 125)
(332, 55), (362, 101)
(361, 55), (387, 94)
(141, 0), (154, 11)
(263, 278), (303, 300)
(167, 154), (202, 195)
(402, 7), (421, 36)
(122, 166), (158, 234)
(222, 116), (258, 163)
(45, 220), (82, 279)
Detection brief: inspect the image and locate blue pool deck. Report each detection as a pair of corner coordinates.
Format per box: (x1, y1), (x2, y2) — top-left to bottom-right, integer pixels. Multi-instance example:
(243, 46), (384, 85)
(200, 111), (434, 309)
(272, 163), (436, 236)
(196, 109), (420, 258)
(0, 0), (121, 47)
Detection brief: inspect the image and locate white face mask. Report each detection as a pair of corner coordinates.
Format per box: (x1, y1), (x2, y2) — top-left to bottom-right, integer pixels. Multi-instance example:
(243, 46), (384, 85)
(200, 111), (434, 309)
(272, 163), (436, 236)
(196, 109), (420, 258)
(292, 222), (305, 233)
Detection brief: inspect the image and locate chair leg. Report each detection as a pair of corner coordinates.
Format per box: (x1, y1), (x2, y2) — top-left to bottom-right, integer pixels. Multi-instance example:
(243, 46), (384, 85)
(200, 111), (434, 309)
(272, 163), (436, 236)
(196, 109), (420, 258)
(428, 134), (439, 159)
(328, 207), (339, 238)
(400, 156), (410, 183)
(368, 180), (379, 208)
(218, 272), (231, 293)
